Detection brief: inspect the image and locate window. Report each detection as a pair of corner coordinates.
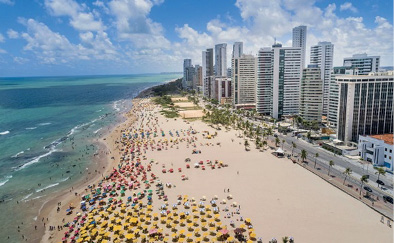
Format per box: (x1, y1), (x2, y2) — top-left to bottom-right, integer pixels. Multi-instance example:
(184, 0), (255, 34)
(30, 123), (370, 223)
(390, 156), (392, 160)
(385, 148), (388, 151)
(390, 149), (392, 153)
(385, 155), (387, 158)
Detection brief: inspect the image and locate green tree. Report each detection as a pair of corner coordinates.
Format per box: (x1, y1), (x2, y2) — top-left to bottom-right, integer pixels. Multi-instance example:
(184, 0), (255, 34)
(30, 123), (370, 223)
(343, 167), (352, 185)
(301, 149), (307, 163)
(360, 175), (369, 196)
(262, 140), (268, 149)
(244, 140), (250, 151)
(314, 153), (319, 168)
(307, 131), (312, 141)
(282, 139), (285, 149)
(291, 142), (296, 155)
(282, 236), (289, 243)
(374, 167), (386, 183)
(328, 160), (334, 176)
(275, 137), (280, 147)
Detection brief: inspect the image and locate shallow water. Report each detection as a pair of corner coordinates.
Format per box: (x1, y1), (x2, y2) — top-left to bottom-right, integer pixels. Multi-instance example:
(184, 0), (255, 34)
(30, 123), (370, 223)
(0, 73), (180, 242)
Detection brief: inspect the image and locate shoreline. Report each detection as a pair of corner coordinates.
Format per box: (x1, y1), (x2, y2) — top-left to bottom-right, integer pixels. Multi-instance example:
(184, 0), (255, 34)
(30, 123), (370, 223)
(38, 79), (180, 242)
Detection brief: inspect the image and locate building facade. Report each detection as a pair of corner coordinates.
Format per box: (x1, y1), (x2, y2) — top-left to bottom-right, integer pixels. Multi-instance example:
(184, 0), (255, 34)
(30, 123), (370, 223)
(336, 72), (394, 144)
(215, 43), (227, 77)
(310, 41), (334, 115)
(343, 54), (380, 75)
(232, 42), (243, 59)
(257, 48), (273, 115)
(192, 65), (202, 90)
(292, 25), (307, 69)
(213, 77), (232, 102)
(359, 134), (393, 172)
(183, 59), (192, 89)
(299, 65), (323, 123)
(232, 54), (257, 107)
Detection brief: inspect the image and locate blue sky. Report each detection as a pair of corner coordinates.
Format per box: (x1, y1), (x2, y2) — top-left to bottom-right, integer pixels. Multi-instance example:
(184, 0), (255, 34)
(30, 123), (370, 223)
(0, 0), (392, 77)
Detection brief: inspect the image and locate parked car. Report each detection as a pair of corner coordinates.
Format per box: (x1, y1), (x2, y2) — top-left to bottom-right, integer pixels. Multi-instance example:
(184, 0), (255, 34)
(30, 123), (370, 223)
(383, 195), (393, 204)
(376, 180), (385, 186)
(363, 186), (372, 193)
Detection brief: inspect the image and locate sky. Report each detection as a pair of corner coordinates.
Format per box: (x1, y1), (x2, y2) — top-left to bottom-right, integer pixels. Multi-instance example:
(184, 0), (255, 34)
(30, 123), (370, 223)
(0, 0), (392, 77)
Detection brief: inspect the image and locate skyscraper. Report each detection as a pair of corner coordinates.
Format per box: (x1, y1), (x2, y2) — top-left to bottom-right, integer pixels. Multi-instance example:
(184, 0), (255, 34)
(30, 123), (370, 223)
(202, 48), (214, 95)
(310, 41), (334, 115)
(232, 54), (257, 107)
(300, 65), (323, 123)
(215, 43), (227, 77)
(343, 54), (380, 75)
(183, 59), (192, 89)
(232, 42), (243, 59)
(257, 44), (302, 119)
(336, 71), (393, 144)
(292, 25), (307, 69)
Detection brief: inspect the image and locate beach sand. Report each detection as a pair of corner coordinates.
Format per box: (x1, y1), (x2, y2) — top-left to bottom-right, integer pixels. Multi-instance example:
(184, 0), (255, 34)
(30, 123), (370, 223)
(42, 98), (393, 243)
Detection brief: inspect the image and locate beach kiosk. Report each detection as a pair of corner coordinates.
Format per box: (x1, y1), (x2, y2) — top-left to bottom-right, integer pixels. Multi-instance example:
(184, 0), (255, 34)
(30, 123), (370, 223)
(273, 148), (285, 158)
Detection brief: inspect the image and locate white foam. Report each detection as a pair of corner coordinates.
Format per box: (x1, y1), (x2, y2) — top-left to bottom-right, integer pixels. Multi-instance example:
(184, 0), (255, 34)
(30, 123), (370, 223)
(26, 127), (37, 130)
(58, 177), (69, 183)
(22, 193), (33, 201)
(17, 149), (58, 171)
(0, 175), (12, 187)
(0, 131), (10, 135)
(38, 122), (51, 126)
(113, 101), (121, 112)
(11, 150), (24, 158)
(36, 183), (59, 193)
(94, 128), (102, 134)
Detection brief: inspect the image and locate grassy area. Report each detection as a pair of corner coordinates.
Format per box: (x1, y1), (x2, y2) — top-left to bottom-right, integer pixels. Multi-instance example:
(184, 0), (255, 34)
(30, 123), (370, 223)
(160, 109), (179, 118)
(153, 95), (174, 107)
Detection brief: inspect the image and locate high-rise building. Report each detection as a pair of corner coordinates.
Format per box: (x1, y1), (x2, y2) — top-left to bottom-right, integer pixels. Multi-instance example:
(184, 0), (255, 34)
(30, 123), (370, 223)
(310, 41), (334, 115)
(213, 77), (232, 102)
(343, 54), (380, 75)
(336, 71), (393, 145)
(192, 65), (202, 90)
(328, 67), (359, 128)
(232, 42), (243, 59)
(257, 44), (302, 119)
(184, 66), (195, 90)
(292, 25), (307, 69)
(232, 54), (257, 107)
(299, 65), (323, 123)
(215, 43), (227, 77)
(202, 48), (214, 80)
(256, 48), (273, 115)
(183, 59), (192, 89)
(203, 76), (215, 99)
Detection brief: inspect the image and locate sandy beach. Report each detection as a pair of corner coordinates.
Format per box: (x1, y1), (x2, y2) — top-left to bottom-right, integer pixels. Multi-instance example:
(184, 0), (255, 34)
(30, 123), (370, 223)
(41, 97), (393, 243)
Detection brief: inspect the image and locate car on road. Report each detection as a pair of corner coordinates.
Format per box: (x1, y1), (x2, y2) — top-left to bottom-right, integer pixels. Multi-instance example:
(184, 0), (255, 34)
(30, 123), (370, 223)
(363, 186), (372, 193)
(376, 180), (385, 186)
(383, 195), (393, 204)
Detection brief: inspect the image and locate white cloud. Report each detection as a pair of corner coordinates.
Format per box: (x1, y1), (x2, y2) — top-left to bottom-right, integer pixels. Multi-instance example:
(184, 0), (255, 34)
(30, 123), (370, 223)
(13, 56), (29, 64)
(340, 2), (358, 13)
(45, 0), (105, 32)
(0, 0), (13, 5)
(7, 29), (19, 39)
(20, 19), (118, 64)
(0, 34), (4, 42)
(0, 48), (6, 54)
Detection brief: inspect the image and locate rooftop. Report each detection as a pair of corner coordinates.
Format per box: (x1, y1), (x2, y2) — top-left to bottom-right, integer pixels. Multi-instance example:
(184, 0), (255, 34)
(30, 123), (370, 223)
(369, 134), (394, 145)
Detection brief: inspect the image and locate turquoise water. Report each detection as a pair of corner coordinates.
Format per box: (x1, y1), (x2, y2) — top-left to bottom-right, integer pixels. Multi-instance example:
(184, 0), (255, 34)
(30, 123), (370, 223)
(0, 74), (180, 242)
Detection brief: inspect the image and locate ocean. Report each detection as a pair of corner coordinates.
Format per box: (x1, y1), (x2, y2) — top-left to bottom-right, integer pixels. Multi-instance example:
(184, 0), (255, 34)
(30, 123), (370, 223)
(0, 73), (181, 242)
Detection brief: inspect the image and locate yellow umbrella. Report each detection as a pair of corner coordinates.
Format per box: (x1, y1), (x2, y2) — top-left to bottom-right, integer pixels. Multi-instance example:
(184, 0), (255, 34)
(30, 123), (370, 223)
(245, 218), (251, 223)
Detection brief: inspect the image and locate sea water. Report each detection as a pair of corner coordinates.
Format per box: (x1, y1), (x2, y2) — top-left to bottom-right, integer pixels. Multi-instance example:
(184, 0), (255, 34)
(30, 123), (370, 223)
(0, 74), (180, 242)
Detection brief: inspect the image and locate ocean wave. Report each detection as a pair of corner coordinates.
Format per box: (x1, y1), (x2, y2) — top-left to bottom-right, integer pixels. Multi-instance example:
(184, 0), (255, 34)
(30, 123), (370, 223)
(44, 136), (68, 150)
(113, 100), (121, 112)
(0, 175), (12, 187)
(0, 130), (10, 135)
(58, 177), (69, 183)
(38, 122), (51, 126)
(36, 183), (59, 193)
(11, 150), (24, 158)
(16, 149), (58, 171)
(26, 127), (37, 130)
(94, 128), (102, 134)
(22, 193), (33, 201)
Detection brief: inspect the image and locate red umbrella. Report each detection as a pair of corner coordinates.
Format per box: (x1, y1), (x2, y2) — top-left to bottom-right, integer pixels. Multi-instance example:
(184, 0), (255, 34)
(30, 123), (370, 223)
(219, 229), (229, 234)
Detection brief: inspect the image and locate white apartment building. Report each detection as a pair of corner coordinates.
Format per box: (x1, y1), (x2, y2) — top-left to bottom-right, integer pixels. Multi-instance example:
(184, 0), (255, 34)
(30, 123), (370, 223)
(232, 54), (257, 107)
(300, 65), (323, 123)
(292, 25), (307, 69)
(215, 43), (227, 77)
(257, 44), (302, 119)
(343, 54), (380, 75)
(310, 41), (334, 115)
(359, 134), (393, 172)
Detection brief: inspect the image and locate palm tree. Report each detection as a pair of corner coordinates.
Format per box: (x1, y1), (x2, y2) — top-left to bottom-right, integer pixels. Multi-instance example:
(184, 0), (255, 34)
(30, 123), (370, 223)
(262, 140), (268, 149)
(282, 139), (285, 149)
(314, 153), (319, 168)
(374, 167), (386, 183)
(275, 137), (280, 147)
(307, 131), (312, 141)
(343, 167), (352, 185)
(282, 236), (289, 243)
(301, 149), (307, 163)
(291, 142), (296, 155)
(360, 175), (369, 196)
(328, 160), (334, 176)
